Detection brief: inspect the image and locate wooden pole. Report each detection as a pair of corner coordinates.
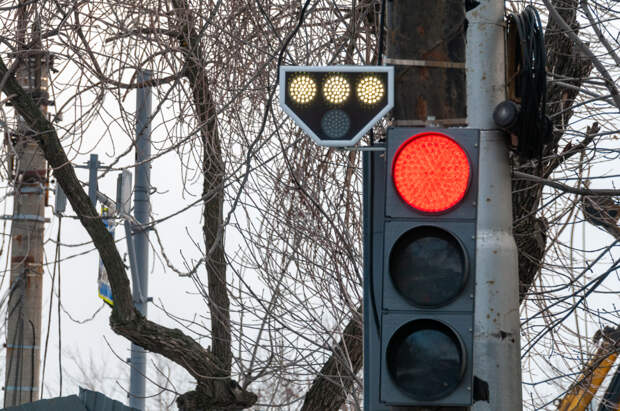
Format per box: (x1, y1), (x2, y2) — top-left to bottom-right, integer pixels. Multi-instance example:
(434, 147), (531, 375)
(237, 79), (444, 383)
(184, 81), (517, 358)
(4, 5), (49, 406)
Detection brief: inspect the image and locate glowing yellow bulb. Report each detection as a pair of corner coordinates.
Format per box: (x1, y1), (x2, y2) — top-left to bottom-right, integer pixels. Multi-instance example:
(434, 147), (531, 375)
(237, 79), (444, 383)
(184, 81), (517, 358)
(289, 75), (317, 104)
(323, 75), (350, 104)
(357, 76), (385, 105)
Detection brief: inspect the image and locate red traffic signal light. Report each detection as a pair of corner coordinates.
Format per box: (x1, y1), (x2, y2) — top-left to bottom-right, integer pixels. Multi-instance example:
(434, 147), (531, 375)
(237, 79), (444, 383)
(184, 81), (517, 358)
(392, 132), (471, 213)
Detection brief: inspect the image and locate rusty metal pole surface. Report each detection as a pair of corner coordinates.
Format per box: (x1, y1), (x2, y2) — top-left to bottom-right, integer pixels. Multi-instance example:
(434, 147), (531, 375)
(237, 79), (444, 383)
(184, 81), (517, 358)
(467, 1), (522, 410)
(384, 2), (468, 410)
(386, 1), (467, 128)
(4, 8), (48, 406)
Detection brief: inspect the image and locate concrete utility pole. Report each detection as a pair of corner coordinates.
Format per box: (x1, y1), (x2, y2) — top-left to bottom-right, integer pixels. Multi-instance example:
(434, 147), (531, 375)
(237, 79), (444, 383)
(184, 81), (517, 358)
(128, 70), (152, 410)
(4, 5), (51, 406)
(467, 2), (522, 410)
(384, 1), (522, 410)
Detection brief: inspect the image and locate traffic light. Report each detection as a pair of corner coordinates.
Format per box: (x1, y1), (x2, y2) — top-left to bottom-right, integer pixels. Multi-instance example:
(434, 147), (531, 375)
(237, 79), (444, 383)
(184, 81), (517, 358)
(279, 66), (393, 147)
(364, 127), (479, 408)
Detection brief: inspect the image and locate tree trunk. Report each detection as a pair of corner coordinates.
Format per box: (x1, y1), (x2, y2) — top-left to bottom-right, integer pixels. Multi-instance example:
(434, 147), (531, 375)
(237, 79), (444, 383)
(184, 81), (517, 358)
(301, 307), (362, 411)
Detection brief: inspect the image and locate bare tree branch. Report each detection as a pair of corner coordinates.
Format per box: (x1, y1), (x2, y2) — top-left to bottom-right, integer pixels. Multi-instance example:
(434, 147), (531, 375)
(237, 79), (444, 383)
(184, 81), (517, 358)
(543, 0), (620, 109)
(513, 171), (620, 196)
(0, 50), (256, 411)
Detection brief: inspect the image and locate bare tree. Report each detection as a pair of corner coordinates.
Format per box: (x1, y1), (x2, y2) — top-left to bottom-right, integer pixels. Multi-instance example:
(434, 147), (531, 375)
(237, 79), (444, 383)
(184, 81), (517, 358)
(513, 0), (620, 408)
(0, 0), (618, 410)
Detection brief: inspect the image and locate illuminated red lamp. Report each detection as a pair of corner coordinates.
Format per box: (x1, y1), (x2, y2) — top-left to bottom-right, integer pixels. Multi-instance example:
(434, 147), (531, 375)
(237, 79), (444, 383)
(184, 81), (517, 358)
(393, 132), (471, 213)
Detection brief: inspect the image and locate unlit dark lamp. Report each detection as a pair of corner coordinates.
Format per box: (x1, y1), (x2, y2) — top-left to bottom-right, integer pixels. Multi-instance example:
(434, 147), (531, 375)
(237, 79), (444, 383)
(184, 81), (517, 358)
(386, 319), (466, 400)
(389, 226), (468, 307)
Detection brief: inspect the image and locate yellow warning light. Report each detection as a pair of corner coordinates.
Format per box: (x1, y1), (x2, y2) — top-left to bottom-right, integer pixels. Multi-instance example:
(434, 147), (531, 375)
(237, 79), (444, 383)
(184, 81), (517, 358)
(323, 75), (350, 104)
(289, 75), (317, 104)
(357, 76), (385, 105)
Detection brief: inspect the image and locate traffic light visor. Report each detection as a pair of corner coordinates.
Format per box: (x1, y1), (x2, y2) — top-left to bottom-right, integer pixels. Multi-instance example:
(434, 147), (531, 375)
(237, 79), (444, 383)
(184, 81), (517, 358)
(393, 132), (470, 213)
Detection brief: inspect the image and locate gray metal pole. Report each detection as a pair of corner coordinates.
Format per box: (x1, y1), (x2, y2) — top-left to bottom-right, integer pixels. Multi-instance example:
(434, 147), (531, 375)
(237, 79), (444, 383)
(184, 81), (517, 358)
(116, 170), (143, 305)
(467, 2), (522, 410)
(129, 70), (152, 410)
(88, 154), (99, 206)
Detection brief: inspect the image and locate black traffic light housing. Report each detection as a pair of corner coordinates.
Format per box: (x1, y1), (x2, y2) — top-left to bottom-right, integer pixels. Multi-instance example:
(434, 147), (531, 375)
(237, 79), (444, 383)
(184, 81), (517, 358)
(364, 127), (479, 408)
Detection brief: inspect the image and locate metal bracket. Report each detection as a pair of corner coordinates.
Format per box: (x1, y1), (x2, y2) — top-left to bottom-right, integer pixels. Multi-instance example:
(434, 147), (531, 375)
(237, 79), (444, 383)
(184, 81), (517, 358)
(383, 56), (466, 69)
(339, 146), (386, 152)
(5, 344), (39, 350)
(5, 386), (38, 391)
(19, 185), (45, 194)
(394, 118), (468, 127)
(0, 214), (49, 223)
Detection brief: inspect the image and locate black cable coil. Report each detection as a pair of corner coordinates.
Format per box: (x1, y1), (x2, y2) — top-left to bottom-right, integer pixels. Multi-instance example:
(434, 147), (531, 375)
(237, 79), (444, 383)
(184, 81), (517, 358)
(495, 6), (552, 160)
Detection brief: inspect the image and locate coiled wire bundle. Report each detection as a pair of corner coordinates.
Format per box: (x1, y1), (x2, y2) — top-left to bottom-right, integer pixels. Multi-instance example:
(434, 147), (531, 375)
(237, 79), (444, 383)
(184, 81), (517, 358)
(494, 6), (551, 160)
